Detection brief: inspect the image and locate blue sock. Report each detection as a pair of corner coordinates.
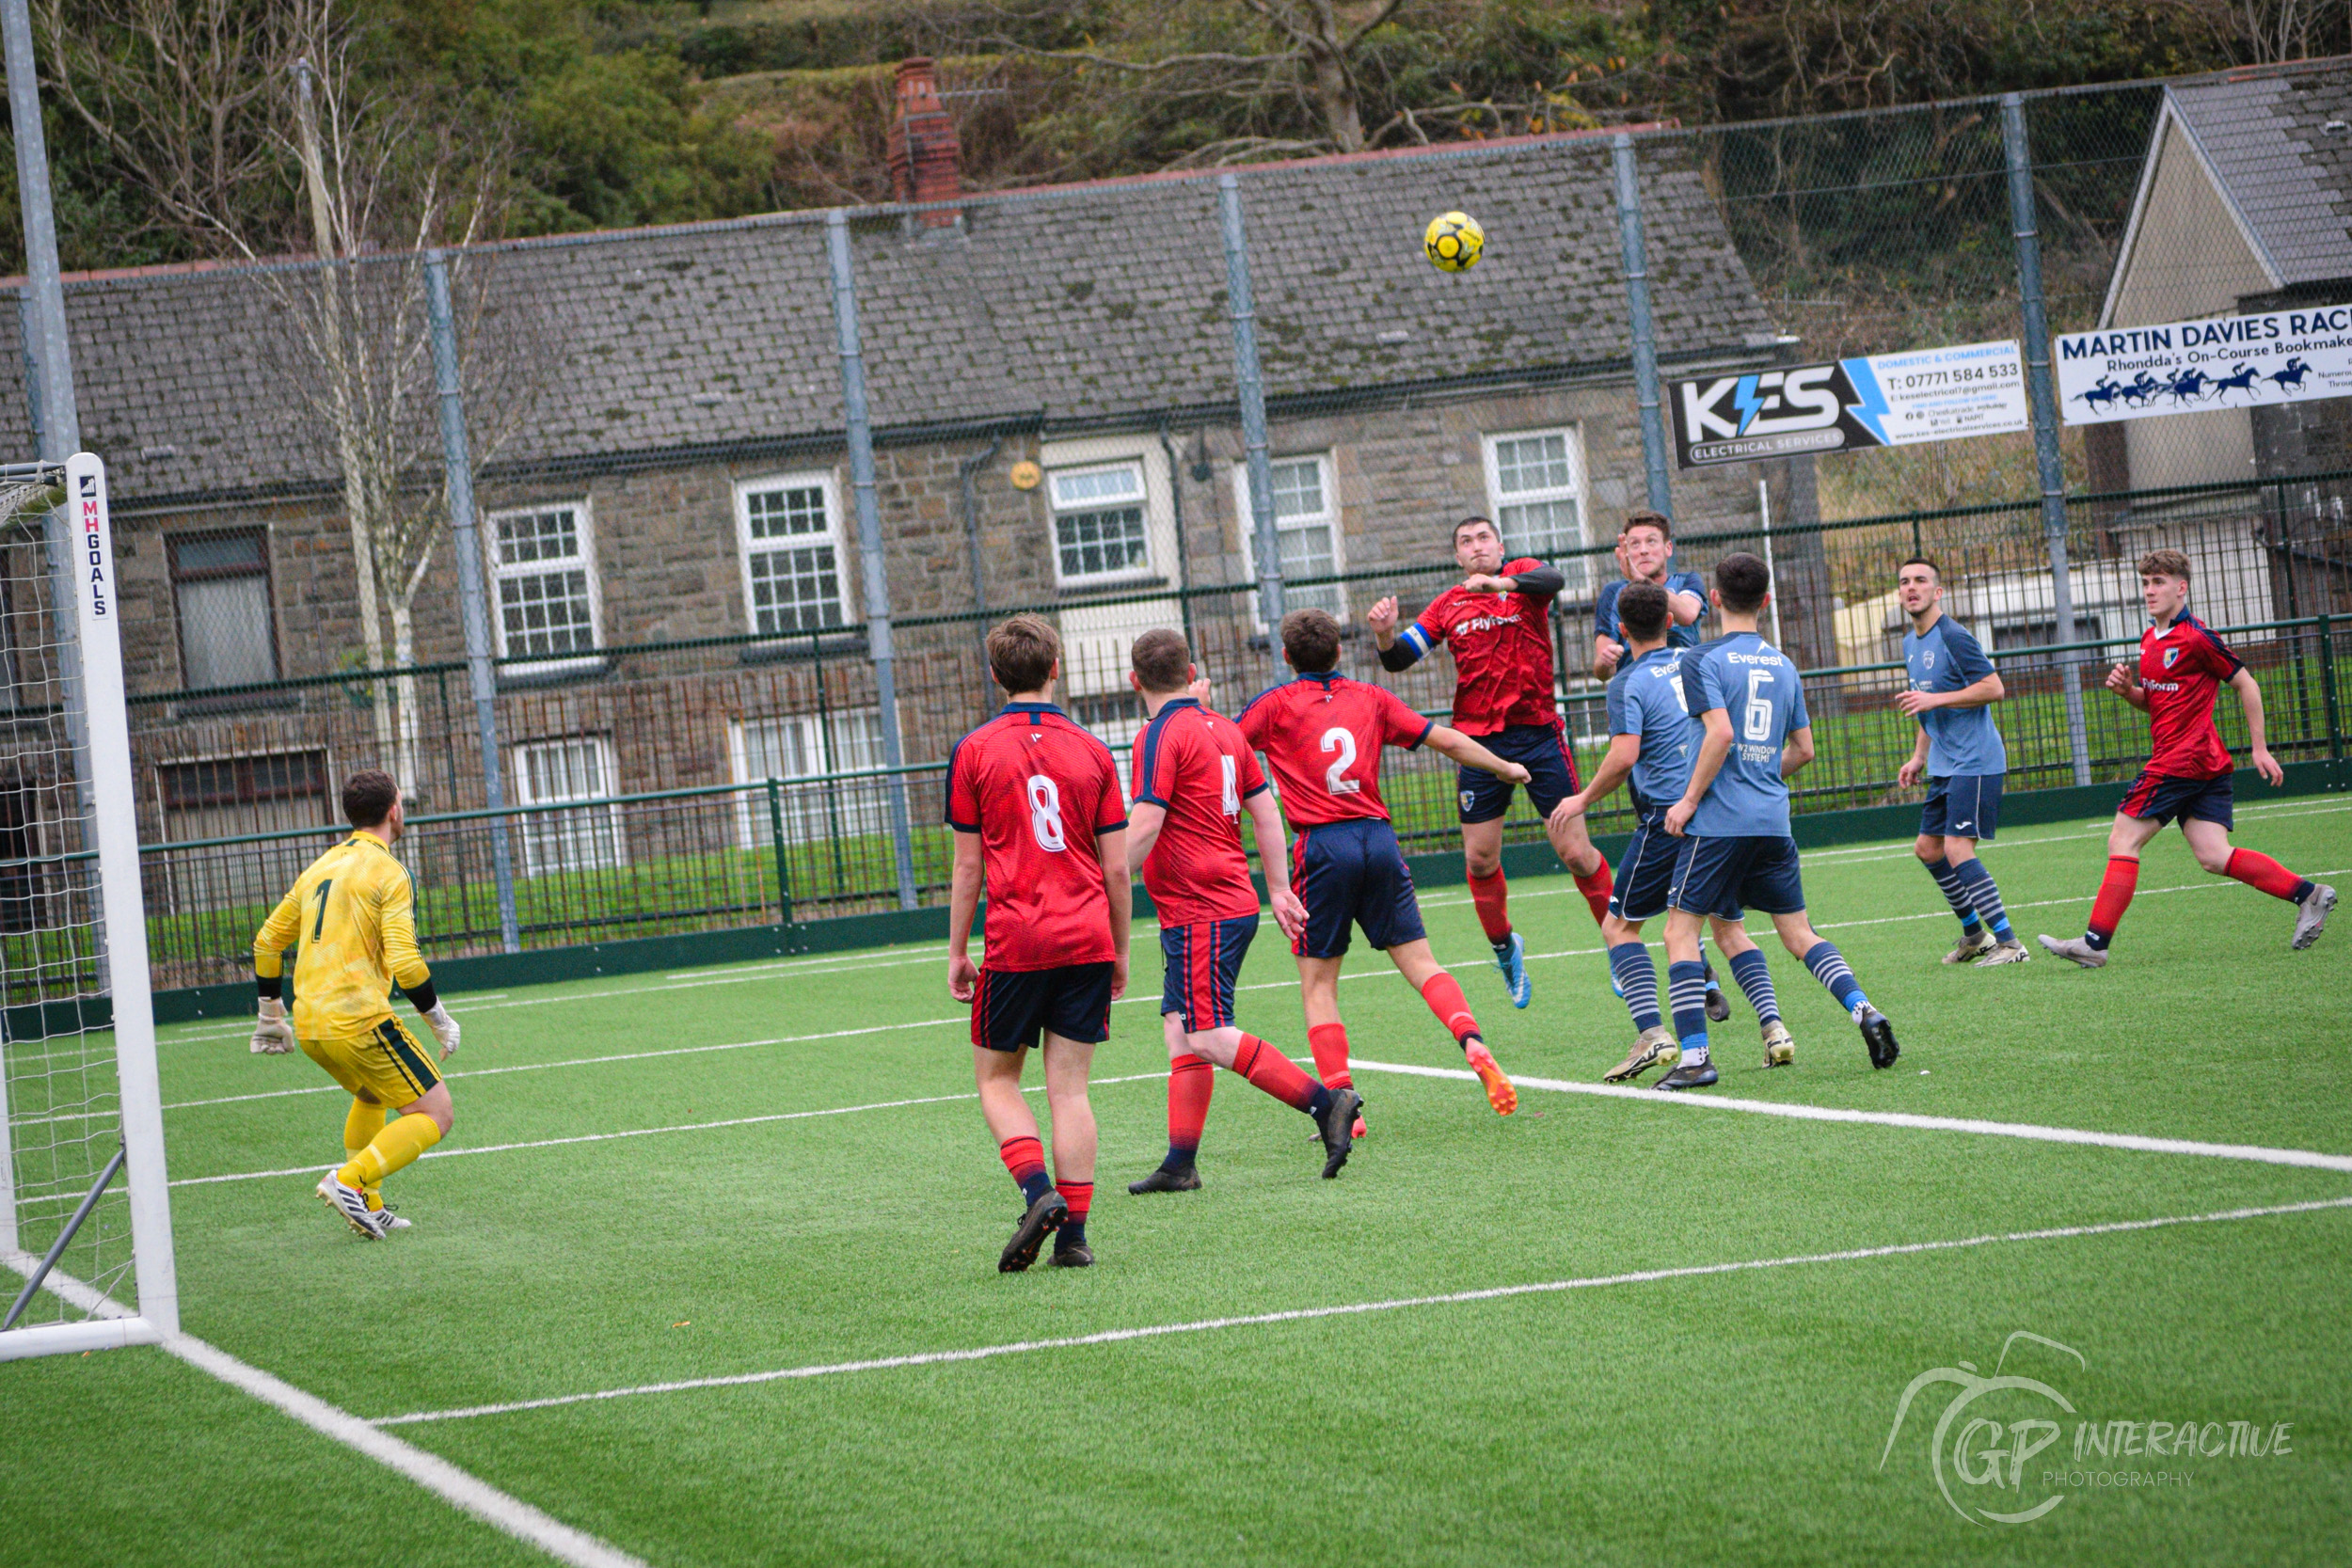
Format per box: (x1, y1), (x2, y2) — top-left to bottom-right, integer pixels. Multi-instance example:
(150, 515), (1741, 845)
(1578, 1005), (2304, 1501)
(1728, 948), (1780, 1025)
(1953, 858), (2012, 941)
(1019, 1169), (1055, 1207)
(1610, 943), (1661, 1032)
(1924, 857), (1982, 933)
(1668, 959), (1710, 1062)
(1803, 941), (1867, 1016)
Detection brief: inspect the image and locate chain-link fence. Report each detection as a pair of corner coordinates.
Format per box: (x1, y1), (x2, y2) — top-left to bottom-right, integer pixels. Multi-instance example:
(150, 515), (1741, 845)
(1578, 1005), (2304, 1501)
(9, 58), (2351, 992)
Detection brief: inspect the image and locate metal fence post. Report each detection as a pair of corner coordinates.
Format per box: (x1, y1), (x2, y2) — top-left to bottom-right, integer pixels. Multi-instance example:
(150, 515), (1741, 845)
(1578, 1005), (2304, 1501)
(2003, 94), (2091, 788)
(1612, 133), (1674, 520)
(1217, 174), (1284, 657)
(423, 250), (519, 953)
(6, 0), (99, 956)
(826, 211), (918, 911)
(765, 776), (793, 927)
(2319, 612), (2341, 762)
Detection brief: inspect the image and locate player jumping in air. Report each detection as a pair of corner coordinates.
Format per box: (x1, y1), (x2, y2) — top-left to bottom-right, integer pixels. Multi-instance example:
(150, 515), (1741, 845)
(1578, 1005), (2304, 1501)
(1894, 557), (2028, 966)
(1550, 583), (1787, 1082)
(1121, 629), (1361, 1195)
(1367, 515), (1613, 1011)
(249, 769), (464, 1240)
(1659, 553), (1900, 1086)
(1239, 609), (1534, 1119)
(2038, 550), (2334, 967)
(946, 615), (1131, 1271)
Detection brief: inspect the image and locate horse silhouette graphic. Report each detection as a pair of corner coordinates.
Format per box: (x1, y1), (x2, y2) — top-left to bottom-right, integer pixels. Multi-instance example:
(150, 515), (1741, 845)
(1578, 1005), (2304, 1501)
(2265, 357), (2312, 394)
(2208, 363), (2261, 402)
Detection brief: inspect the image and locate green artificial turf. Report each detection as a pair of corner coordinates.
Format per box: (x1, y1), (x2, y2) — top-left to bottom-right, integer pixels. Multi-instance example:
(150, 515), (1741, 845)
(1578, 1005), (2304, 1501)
(5, 797), (2348, 1566)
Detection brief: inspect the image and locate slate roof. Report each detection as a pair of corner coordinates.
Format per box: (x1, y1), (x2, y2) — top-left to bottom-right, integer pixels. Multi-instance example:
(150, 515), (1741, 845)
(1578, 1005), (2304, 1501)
(2, 128), (1778, 505)
(2165, 61), (2352, 290)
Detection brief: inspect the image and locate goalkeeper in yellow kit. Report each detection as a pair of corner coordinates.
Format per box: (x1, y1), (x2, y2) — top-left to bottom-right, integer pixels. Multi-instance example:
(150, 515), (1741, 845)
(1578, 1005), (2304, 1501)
(249, 769), (464, 1240)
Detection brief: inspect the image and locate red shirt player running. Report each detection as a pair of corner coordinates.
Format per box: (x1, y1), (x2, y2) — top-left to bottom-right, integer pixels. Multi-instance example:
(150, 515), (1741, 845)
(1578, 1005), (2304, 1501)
(2038, 549), (2333, 966)
(946, 614), (1130, 1272)
(1367, 515), (1614, 1014)
(1237, 608), (1532, 1120)
(1120, 629), (1361, 1193)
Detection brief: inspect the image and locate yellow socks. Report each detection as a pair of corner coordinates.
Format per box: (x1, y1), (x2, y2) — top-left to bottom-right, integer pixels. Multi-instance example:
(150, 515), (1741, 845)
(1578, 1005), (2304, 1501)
(337, 1112), (443, 1192)
(343, 1100), (388, 1207)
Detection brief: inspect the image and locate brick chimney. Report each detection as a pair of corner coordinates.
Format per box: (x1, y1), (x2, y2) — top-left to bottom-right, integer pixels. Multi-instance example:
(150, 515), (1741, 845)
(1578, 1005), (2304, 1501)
(886, 57), (961, 227)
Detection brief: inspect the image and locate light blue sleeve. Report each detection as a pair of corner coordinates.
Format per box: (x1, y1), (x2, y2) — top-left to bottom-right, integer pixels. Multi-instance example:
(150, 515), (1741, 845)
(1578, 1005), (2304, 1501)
(1788, 668), (1810, 732)
(1684, 648), (1728, 716)
(1942, 621), (1994, 684)
(1605, 673), (1633, 736)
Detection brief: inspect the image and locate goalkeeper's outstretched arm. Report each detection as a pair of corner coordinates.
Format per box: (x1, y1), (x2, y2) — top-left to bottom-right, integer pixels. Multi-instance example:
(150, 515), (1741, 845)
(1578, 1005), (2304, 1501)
(249, 884), (303, 1054)
(383, 874), (461, 1058)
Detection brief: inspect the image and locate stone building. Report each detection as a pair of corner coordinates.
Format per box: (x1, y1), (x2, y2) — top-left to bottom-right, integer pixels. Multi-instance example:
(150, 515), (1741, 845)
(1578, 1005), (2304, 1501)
(3, 62), (1802, 887)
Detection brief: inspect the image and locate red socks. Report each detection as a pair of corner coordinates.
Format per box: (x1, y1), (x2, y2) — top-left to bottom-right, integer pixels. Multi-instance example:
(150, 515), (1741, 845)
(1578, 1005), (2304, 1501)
(1232, 1034), (1322, 1112)
(1574, 854), (1614, 927)
(2087, 855), (2138, 948)
(1419, 972), (1479, 1044)
(2225, 848), (2309, 901)
(1167, 1053), (1215, 1159)
(1468, 867), (1513, 943)
(1056, 1180), (1092, 1226)
(997, 1134), (1045, 1186)
(1308, 1022), (1351, 1091)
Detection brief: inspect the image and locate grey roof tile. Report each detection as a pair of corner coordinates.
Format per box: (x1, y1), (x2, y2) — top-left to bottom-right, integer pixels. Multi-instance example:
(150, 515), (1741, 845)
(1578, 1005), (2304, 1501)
(2170, 66), (2352, 288)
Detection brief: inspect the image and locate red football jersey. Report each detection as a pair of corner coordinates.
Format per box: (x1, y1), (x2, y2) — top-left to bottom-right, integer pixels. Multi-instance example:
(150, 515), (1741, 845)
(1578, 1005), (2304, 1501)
(1131, 698), (1267, 927)
(2137, 613), (2242, 779)
(1406, 556), (1562, 734)
(1236, 673), (1433, 828)
(946, 702), (1126, 971)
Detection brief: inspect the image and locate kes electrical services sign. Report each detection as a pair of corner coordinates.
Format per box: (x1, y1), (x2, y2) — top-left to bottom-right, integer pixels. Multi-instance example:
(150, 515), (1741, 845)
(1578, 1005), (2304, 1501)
(1671, 341), (2027, 468)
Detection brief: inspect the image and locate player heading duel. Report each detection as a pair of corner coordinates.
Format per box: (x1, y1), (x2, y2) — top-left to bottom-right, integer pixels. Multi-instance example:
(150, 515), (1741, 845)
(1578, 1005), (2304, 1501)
(946, 615), (1130, 1271)
(1367, 515), (1613, 1011)
(2039, 550), (2334, 967)
(249, 769), (464, 1240)
(1121, 629), (1360, 1194)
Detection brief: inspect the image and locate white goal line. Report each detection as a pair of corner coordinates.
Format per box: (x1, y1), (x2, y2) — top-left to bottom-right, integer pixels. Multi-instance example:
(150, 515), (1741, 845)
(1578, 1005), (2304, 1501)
(367, 1193), (2352, 1429)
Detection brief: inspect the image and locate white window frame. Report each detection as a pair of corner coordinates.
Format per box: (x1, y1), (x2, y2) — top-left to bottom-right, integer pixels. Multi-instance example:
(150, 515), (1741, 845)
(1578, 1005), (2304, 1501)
(487, 500), (604, 673)
(1045, 458), (1159, 590)
(1480, 427), (1592, 591)
(509, 734), (625, 876)
(1232, 451), (1345, 624)
(728, 707), (895, 848)
(734, 470), (853, 637)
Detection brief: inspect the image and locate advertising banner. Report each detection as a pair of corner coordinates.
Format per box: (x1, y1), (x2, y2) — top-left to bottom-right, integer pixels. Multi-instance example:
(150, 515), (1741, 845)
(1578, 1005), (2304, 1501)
(1673, 341), (2028, 467)
(2055, 304), (2352, 424)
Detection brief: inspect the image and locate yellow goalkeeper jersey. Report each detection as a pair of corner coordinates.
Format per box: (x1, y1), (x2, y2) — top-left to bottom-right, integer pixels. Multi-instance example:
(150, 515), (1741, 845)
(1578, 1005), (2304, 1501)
(254, 832), (432, 1038)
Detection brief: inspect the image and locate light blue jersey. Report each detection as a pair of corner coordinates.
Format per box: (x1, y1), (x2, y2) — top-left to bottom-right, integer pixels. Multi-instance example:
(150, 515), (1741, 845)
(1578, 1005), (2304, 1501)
(1597, 572), (1709, 652)
(1902, 613), (2006, 777)
(1604, 646), (1700, 808)
(1680, 631), (1808, 838)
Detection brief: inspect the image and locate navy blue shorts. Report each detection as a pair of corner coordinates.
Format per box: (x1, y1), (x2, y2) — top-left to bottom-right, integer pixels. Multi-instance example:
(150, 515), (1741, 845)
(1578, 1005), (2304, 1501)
(1608, 804), (1679, 924)
(1160, 914), (1258, 1031)
(1921, 773), (2002, 841)
(1290, 817), (1427, 958)
(1457, 721), (1581, 824)
(2119, 768), (2233, 830)
(1668, 833), (1807, 921)
(971, 962), (1115, 1052)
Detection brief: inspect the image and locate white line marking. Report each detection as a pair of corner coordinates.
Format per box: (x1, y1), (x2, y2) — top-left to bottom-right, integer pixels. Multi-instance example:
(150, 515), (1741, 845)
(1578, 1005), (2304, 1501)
(158, 1072), (1172, 1192)
(1347, 1058), (2352, 1171)
(368, 1194), (2352, 1428)
(0, 1254), (644, 1568)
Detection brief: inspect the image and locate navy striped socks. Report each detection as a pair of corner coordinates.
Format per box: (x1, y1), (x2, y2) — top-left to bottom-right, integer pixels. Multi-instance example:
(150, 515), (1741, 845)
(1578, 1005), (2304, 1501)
(1610, 943), (1661, 1032)
(1924, 857), (1982, 934)
(1668, 959), (1711, 1064)
(1803, 941), (1868, 1016)
(1953, 858), (2012, 940)
(1728, 947), (1780, 1025)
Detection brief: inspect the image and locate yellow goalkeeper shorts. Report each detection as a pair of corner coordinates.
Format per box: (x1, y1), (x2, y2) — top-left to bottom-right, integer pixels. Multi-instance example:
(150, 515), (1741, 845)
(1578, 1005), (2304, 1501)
(300, 1018), (441, 1108)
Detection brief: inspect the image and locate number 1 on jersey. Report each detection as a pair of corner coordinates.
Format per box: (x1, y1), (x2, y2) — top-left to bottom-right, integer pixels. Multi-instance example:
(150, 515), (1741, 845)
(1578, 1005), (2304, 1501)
(310, 877), (334, 940)
(1320, 727), (1361, 795)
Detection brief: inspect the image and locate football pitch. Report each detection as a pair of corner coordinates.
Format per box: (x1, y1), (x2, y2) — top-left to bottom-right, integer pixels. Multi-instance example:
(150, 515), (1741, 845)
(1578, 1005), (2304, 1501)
(7, 798), (2351, 1567)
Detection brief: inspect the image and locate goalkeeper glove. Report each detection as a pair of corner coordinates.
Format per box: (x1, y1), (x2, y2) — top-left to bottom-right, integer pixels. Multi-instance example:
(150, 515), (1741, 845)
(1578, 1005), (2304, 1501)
(423, 1002), (461, 1058)
(250, 997), (294, 1055)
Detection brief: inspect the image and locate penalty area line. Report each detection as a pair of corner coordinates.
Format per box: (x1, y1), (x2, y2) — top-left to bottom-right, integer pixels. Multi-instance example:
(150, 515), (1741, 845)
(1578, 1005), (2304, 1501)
(0, 1256), (645, 1568)
(1347, 1058), (2352, 1173)
(369, 1194), (2352, 1428)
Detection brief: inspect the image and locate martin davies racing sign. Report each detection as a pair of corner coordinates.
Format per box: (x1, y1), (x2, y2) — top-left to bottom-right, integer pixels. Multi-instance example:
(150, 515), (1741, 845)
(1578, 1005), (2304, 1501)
(1671, 341), (2028, 468)
(2056, 305), (2352, 424)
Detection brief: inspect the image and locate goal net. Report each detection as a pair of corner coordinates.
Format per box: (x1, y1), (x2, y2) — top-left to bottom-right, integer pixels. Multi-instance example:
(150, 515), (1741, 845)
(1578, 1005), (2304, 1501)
(0, 453), (177, 1359)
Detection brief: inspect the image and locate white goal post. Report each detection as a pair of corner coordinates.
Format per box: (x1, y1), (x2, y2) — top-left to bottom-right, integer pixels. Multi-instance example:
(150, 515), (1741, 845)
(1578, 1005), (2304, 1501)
(0, 452), (179, 1359)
